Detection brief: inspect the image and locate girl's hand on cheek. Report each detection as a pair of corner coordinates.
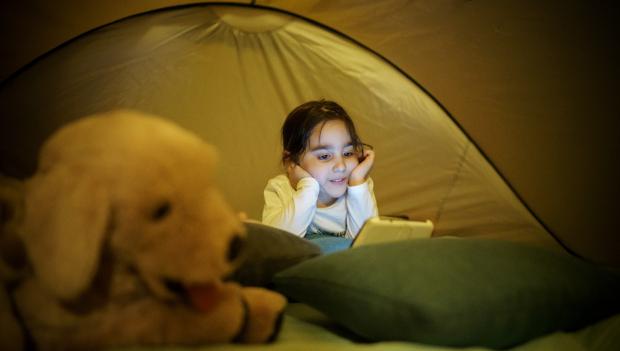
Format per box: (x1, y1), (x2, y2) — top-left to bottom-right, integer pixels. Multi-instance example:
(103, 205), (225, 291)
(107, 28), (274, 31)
(349, 149), (375, 186)
(287, 162), (313, 189)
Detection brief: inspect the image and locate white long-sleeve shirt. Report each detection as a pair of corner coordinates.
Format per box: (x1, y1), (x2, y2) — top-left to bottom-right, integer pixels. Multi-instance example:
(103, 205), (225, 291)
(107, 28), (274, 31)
(261, 174), (378, 239)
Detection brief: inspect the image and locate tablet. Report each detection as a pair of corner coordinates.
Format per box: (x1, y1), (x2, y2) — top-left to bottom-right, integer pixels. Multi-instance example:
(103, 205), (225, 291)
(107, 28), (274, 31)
(351, 216), (434, 248)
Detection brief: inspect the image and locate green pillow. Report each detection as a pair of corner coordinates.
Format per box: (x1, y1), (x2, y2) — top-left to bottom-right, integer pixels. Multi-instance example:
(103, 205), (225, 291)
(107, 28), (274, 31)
(229, 221), (321, 287)
(273, 238), (620, 348)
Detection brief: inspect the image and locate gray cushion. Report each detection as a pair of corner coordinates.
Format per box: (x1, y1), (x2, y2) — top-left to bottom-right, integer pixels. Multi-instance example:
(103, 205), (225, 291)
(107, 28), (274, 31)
(230, 221), (321, 287)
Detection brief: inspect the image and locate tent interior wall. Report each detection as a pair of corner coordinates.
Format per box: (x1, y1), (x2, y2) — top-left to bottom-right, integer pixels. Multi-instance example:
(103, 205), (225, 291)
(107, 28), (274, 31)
(0, 0), (618, 267)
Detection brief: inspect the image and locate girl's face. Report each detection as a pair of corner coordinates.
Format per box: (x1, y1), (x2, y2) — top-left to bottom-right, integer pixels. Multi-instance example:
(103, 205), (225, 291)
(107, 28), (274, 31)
(299, 119), (359, 207)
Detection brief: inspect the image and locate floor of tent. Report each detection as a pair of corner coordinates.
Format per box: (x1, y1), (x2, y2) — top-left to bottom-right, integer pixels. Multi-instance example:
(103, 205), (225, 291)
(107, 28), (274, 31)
(115, 303), (620, 351)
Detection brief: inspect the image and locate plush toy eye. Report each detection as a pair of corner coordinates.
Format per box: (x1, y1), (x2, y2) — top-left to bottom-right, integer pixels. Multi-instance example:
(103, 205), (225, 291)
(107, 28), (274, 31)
(151, 201), (172, 221)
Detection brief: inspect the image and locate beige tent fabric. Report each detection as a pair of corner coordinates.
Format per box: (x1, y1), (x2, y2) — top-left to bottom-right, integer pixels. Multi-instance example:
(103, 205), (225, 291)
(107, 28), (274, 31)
(267, 0), (620, 265)
(0, 6), (559, 251)
(0, 1), (617, 265)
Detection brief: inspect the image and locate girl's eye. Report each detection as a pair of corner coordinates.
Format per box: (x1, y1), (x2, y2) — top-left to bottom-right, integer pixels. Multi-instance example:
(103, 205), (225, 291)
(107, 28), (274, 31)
(318, 154), (331, 161)
(343, 151), (355, 158)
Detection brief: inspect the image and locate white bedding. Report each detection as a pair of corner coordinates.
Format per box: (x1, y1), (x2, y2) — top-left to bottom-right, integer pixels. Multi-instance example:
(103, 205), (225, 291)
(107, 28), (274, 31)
(117, 303), (620, 351)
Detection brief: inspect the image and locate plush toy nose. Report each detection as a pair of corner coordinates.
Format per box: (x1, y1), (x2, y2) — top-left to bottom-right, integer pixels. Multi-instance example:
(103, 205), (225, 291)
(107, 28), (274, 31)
(227, 234), (245, 262)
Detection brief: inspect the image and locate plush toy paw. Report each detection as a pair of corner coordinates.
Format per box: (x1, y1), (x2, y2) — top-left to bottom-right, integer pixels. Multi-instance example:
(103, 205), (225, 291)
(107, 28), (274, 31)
(238, 287), (287, 343)
(186, 282), (287, 343)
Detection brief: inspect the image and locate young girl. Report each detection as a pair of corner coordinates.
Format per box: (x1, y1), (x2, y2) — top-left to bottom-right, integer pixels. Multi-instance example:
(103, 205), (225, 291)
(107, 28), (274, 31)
(262, 100), (378, 251)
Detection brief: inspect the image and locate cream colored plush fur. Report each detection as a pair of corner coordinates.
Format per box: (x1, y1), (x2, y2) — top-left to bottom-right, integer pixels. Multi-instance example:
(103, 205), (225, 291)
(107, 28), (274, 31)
(8, 110), (286, 350)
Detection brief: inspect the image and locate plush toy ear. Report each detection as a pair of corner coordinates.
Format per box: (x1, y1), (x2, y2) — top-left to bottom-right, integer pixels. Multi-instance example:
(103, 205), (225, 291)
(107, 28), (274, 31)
(21, 165), (110, 301)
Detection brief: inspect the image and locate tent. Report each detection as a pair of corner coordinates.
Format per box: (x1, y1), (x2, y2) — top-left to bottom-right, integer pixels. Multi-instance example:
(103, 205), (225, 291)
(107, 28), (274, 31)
(0, 0), (620, 350)
(0, 0), (618, 269)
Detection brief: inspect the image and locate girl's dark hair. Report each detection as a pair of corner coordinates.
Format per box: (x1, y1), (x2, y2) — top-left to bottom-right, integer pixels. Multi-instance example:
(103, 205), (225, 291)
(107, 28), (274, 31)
(281, 100), (365, 165)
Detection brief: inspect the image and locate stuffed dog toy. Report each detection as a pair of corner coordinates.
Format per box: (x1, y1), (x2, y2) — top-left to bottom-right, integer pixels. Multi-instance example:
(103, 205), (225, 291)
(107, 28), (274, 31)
(5, 110), (286, 350)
